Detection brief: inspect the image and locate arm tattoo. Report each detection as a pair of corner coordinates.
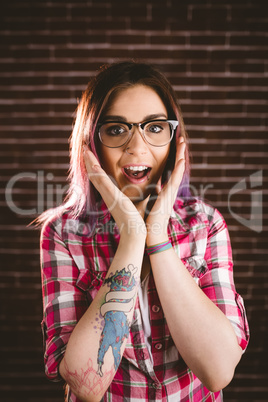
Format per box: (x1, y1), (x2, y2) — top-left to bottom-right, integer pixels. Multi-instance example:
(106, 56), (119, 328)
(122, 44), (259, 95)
(63, 357), (114, 398)
(97, 263), (138, 376)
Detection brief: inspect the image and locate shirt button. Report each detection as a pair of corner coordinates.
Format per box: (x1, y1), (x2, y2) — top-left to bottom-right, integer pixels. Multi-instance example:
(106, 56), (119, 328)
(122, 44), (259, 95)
(152, 305), (160, 313)
(154, 343), (162, 350)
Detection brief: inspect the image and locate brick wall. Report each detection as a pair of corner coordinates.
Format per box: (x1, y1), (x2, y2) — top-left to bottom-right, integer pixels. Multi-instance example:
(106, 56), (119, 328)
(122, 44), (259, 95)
(0, 1), (267, 400)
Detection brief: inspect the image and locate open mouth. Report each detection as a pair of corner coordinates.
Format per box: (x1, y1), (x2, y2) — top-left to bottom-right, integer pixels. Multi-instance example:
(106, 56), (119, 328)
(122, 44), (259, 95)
(123, 165), (152, 180)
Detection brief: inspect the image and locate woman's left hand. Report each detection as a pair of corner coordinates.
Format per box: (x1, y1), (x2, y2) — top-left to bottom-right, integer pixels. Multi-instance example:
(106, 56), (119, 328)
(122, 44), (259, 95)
(145, 137), (186, 245)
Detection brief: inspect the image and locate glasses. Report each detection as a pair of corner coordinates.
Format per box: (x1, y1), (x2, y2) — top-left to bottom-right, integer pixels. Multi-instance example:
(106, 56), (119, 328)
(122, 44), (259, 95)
(98, 119), (179, 148)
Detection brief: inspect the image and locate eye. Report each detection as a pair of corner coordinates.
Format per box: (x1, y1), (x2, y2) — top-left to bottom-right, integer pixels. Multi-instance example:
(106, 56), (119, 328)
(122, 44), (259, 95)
(145, 121), (165, 134)
(103, 123), (128, 136)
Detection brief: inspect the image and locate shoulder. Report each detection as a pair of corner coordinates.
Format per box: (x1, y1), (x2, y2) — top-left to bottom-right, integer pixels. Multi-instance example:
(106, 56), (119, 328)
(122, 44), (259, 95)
(173, 196), (215, 222)
(41, 208), (95, 240)
(172, 197), (226, 232)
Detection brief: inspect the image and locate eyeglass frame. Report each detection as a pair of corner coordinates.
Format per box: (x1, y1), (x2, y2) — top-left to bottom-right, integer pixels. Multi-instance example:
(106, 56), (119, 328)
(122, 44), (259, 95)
(97, 119), (179, 148)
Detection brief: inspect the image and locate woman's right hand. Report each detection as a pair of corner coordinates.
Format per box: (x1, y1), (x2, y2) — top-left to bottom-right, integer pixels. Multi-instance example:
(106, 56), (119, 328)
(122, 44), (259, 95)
(83, 146), (146, 239)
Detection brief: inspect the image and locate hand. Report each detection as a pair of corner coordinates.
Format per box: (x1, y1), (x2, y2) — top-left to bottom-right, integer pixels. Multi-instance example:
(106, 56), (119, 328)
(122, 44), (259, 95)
(83, 146), (146, 239)
(145, 137), (186, 244)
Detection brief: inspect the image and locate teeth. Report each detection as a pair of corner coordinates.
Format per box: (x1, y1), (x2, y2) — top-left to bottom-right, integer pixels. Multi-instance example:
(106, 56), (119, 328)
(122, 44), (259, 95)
(126, 166), (148, 171)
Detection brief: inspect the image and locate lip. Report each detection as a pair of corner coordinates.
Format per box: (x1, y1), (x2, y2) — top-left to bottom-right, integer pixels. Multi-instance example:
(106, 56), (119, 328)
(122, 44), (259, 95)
(122, 164), (152, 184)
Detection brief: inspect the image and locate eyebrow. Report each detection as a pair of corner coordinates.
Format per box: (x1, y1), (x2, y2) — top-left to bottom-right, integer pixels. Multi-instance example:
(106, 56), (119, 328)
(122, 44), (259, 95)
(102, 113), (168, 123)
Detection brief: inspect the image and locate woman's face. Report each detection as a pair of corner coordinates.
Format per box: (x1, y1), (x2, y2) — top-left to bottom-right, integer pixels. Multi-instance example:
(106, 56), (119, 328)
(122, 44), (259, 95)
(99, 84), (170, 203)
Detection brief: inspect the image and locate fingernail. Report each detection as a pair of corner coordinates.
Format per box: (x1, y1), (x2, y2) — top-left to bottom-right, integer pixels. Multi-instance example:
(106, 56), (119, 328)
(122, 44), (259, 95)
(92, 164), (101, 172)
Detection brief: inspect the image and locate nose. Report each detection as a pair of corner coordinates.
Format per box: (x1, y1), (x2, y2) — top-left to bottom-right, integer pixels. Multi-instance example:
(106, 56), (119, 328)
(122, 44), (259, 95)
(124, 125), (148, 154)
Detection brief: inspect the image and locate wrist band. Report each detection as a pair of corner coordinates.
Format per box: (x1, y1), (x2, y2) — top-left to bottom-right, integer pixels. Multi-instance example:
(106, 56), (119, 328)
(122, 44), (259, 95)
(146, 241), (172, 255)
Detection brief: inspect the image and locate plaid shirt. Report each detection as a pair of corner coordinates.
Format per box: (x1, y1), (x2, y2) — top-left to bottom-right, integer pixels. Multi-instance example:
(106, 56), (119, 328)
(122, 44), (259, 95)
(41, 197), (249, 402)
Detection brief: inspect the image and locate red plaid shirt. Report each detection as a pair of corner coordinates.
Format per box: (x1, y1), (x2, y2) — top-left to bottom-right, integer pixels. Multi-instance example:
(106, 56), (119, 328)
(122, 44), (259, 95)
(41, 197), (249, 402)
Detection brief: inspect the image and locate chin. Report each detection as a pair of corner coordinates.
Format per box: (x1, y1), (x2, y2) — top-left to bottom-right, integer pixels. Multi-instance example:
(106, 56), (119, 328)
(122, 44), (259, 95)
(124, 191), (148, 203)
(120, 185), (149, 202)
(121, 176), (160, 200)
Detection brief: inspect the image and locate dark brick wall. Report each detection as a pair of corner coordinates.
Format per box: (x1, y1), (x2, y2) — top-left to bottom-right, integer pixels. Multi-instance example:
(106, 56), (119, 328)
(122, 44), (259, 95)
(0, 1), (267, 400)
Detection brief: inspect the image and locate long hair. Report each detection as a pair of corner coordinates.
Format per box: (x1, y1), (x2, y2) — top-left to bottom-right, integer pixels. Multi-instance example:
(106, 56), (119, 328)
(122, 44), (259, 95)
(38, 61), (191, 224)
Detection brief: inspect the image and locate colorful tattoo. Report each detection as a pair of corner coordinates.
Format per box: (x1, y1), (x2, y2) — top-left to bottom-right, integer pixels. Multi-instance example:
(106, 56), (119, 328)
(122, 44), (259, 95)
(91, 311), (105, 334)
(97, 263), (137, 376)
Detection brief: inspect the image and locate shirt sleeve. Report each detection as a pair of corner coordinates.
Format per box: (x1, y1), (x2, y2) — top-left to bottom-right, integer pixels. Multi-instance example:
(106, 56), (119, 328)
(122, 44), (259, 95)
(199, 208), (250, 352)
(40, 218), (89, 381)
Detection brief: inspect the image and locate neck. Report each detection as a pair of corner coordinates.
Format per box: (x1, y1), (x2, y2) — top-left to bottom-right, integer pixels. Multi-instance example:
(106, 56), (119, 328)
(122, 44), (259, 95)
(134, 194), (153, 220)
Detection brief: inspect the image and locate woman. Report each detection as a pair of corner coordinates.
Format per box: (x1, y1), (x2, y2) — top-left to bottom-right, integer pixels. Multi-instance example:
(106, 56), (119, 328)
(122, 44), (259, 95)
(40, 61), (249, 402)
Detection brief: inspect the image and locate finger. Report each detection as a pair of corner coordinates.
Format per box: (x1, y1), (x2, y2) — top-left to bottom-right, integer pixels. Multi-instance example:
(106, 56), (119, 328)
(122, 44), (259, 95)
(170, 157), (185, 189)
(153, 157), (185, 216)
(156, 177), (162, 194)
(167, 137), (185, 190)
(83, 145), (102, 175)
(148, 140), (185, 215)
(176, 137), (186, 163)
(83, 145), (118, 201)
